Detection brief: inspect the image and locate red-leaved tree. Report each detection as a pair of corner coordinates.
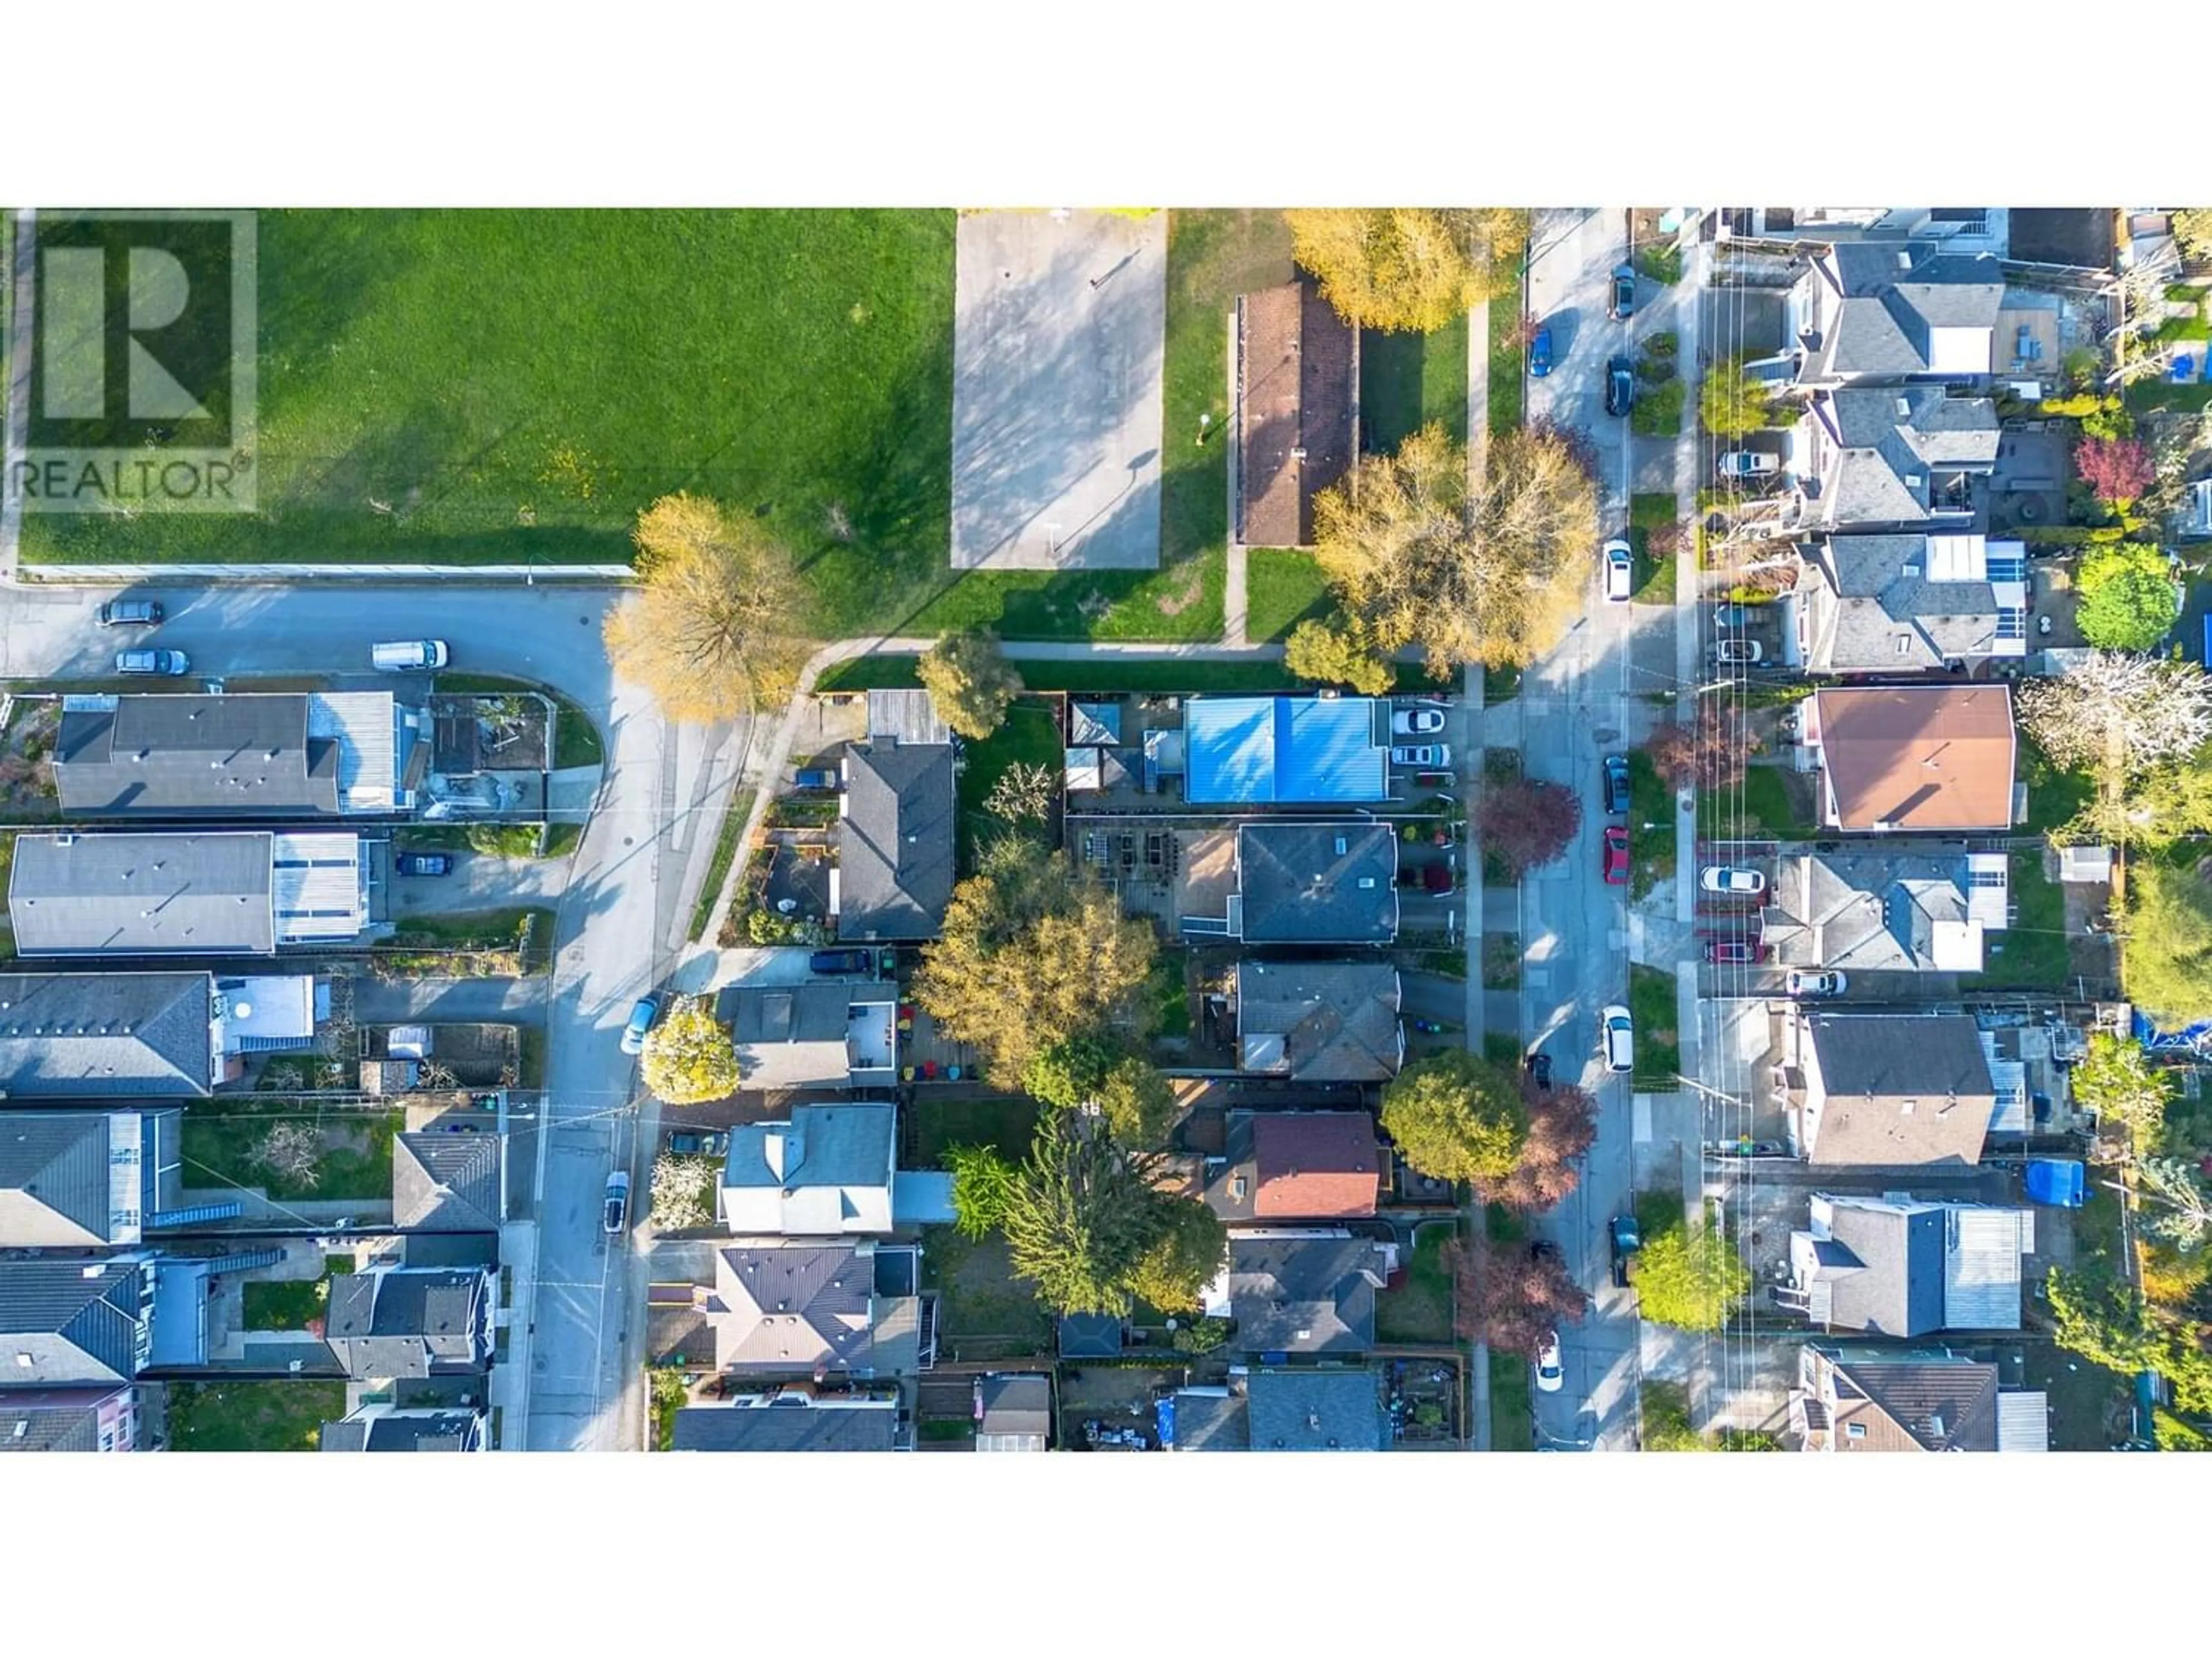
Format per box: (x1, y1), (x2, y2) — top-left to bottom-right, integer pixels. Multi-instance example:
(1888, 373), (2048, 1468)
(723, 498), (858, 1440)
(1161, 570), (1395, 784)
(1445, 1234), (1589, 1357)
(2075, 436), (2154, 505)
(1478, 775), (1582, 876)
(1470, 1081), (1600, 1211)
(1645, 706), (1748, 790)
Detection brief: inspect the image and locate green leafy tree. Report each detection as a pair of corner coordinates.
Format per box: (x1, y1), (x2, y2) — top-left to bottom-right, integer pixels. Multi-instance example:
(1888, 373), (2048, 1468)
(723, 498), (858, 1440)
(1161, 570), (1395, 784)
(1284, 207), (1529, 332)
(2124, 859), (2212, 1028)
(943, 1143), (1017, 1241)
(1633, 1217), (1751, 1332)
(639, 995), (740, 1105)
(2048, 1264), (2212, 1414)
(1001, 1116), (1165, 1317)
(1022, 1035), (1119, 1111)
(1699, 358), (1778, 440)
(1096, 1056), (1180, 1149)
(2070, 1033), (2173, 1156)
(2173, 209), (2212, 262)
(1285, 615), (1396, 695)
(913, 841), (1158, 1084)
(1124, 1196), (1228, 1315)
(1171, 1316), (1232, 1355)
(918, 628), (1024, 740)
(2138, 1157), (2212, 1253)
(2075, 543), (2180, 652)
(1640, 1380), (1705, 1451)
(1380, 1051), (1530, 1184)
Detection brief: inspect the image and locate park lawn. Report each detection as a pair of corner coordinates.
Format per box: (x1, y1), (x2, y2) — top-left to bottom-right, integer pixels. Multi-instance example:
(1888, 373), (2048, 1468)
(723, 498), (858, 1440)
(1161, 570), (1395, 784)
(954, 698), (1063, 874)
(1361, 315), (1470, 452)
(182, 1099), (402, 1202)
(1628, 964), (1681, 1088)
(908, 1096), (1039, 1166)
(164, 1380), (347, 1452)
(1487, 301), (1525, 436)
(1961, 851), (2070, 992)
(1695, 765), (1803, 839)
(1629, 491), (1677, 604)
(1245, 548), (1334, 642)
(1627, 748), (1675, 900)
(1376, 1220), (1458, 1346)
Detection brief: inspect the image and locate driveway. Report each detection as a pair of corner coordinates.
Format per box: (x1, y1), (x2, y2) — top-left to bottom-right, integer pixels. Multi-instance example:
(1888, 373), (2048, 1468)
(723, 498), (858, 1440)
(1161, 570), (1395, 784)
(384, 846), (572, 921)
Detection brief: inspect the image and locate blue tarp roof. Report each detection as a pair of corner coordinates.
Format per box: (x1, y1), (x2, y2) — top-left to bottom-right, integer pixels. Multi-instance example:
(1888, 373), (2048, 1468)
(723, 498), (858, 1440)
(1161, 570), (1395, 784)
(1183, 696), (1388, 804)
(2132, 1010), (2212, 1054)
(2025, 1159), (2085, 1208)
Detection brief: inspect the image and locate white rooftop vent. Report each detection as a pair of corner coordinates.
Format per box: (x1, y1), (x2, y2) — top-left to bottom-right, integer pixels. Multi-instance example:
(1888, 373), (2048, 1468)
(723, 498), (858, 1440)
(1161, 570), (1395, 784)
(1895, 396), (1912, 417)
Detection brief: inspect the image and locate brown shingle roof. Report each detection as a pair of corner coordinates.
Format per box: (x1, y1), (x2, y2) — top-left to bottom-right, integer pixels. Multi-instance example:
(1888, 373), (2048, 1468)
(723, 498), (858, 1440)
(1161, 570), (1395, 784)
(1813, 686), (2015, 831)
(1236, 279), (1357, 548)
(1252, 1113), (1380, 1218)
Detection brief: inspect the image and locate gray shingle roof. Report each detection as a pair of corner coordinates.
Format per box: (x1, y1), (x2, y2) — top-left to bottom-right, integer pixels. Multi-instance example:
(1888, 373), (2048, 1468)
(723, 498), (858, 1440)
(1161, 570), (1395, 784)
(0, 1111), (112, 1247)
(1803, 1202), (1946, 1335)
(0, 1388), (120, 1452)
(1805, 247), (2005, 380)
(711, 1244), (881, 1374)
(722, 1103), (894, 1199)
(7, 832), (278, 956)
(975, 1373), (1052, 1445)
(0, 972), (214, 1099)
(1236, 823), (1398, 944)
(835, 742), (955, 941)
(1166, 1388), (1249, 1451)
(1058, 1312), (1123, 1358)
(1763, 847), (1999, 973)
(1803, 535), (2007, 670)
(0, 1257), (147, 1384)
(393, 1132), (502, 1232)
(319, 1409), (486, 1452)
(1802, 1011), (1997, 1166)
(1228, 1234), (1385, 1354)
(1810, 389), (1999, 531)
(55, 694), (342, 817)
(671, 1401), (899, 1452)
(1245, 1366), (1386, 1451)
(1235, 960), (1402, 1081)
(324, 1268), (490, 1379)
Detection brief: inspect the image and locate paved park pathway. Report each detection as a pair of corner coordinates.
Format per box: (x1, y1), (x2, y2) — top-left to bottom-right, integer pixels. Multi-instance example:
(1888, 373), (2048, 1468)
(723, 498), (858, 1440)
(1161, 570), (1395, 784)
(1, 209), (36, 584)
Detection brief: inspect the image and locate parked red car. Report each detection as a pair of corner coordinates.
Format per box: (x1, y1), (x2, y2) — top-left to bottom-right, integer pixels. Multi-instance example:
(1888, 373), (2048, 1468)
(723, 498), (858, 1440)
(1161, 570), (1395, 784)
(1706, 940), (1767, 964)
(1602, 825), (1630, 885)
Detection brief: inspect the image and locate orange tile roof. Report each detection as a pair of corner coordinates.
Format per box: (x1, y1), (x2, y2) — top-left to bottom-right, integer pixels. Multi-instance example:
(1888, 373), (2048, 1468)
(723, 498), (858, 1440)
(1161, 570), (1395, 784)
(1813, 685), (2015, 831)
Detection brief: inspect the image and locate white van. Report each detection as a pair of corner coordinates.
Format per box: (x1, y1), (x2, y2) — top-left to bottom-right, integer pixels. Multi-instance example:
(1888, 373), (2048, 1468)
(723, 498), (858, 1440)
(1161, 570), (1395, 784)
(371, 640), (449, 672)
(1600, 1003), (1635, 1075)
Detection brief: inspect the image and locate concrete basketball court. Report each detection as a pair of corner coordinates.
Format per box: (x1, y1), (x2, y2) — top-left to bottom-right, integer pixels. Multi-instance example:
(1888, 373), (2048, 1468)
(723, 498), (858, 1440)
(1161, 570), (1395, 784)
(950, 211), (1166, 571)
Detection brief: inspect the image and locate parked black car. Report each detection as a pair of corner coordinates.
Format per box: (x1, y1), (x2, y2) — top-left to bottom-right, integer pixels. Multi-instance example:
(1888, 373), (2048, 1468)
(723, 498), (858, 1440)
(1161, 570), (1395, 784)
(395, 853), (453, 877)
(809, 948), (873, 976)
(96, 598), (164, 627)
(1608, 263), (1637, 321)
(668, 1129), (730, 1157)
(1605, 355), (1635, 418)
(1610, 1214), (1643, 1288)
(1603, 754), (1631, 816)
(1524, 1051), (1553, 1092)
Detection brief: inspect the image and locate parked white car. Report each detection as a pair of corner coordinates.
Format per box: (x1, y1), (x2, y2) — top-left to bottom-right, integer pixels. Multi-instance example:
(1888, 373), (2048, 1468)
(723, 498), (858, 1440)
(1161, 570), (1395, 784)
(1535, 1331), (1565, 1393)
(1699, 866), (1767, 896)
(1716, 450), (1781, 479)
(1715, 638), (1763, 665)
(1602, 538), (1633, 602)
(1391, 707), (1446, 737)
(1786, 970), (1848, 997)
(1391, 744), (1452, 768)
(1600, 1004), (1634, 1074)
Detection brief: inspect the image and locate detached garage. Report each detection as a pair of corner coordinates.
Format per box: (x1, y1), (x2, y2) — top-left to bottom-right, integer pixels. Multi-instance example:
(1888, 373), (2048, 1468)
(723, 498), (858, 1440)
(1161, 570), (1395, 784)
(1183, 696), (1389, 805)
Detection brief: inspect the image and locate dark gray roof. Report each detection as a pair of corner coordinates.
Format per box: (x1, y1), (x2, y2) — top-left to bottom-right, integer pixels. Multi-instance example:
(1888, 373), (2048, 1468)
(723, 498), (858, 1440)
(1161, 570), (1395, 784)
(1166, 1388), (1249, 1452)
(712, 1244), (880, 1373)
(722, 1103), (894, 1195)
(0, 1257), (147, 1384)
(1228, 1234), (1385, 1354)
(55, 694), (340, 818)
(1245, 1366), (1386, 1451)
(671, 1401), (899, 1452)
(1235, 961), (1402, 1081)
(1806, 1202), (1947, 1336)
(1763, 846), (2002, 973)
(7, 832), (277, 956)
(1805, 246), (2005, 380)
(728, 982), (865, 1045)
(835, 742), (955, 941)
(319, 1410), (486, 1452)
(975, 1373), (1052, 1441)
(1803, 535), (2009, 671)
(393, 1132), (503, 1232)
(1803, 1011), (1996, 1166)
(1816, 1349), (2001, 1451)
(0, 1388), (123, 1452)
(1236, 823), (1398, 944)
(0, 972), (214, 1100)
(1811, 389), (1998, 530)
(325, 1268), (490, 1380)
(1058, 1312), (1123, 1358)
(0, 1111), (112, 1246)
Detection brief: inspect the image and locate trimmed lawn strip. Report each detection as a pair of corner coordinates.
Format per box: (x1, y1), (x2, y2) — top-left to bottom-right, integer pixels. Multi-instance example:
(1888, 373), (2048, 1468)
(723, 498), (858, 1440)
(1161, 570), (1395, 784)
(1695, 766), (1804, 840)
(1482, 1205), (1533, 1450)
(1487, 301), (1525, 437)
(1627, 748), (1675, 900)
(181, 1099), (402, 1202)
(1361, 314), (1470, 453)
(954, 698), (1062, 875)
(1628, 490), (1678, 604)
(1376, 1218), (1457, 1346)
(378, 905), (554, 977)
(1628, 963), (1681, 1089)
(1962, 851), (2069, 992)
(909, 1096), (1039, 1167)
(241, 1277), (329, 1332)
(165, 1380), (347, 1452)
(1245, 548), (1334, 642)
(687, 788), (755, 944)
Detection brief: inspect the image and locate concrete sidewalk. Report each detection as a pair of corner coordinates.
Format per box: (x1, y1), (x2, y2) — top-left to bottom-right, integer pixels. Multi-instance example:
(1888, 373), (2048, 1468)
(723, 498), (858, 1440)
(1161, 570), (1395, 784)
(490, 1219), (539, 1450)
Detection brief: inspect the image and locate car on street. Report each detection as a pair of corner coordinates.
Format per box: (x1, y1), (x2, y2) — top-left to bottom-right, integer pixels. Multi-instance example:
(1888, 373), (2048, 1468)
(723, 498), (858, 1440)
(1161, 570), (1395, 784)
(1528, 324), (1553, 378)
(1610, 1213), (1642, 1287)
(1699, 865), (1767, 896)
(1706, 939), (1762, 964)
(1535, 1331), (1565, 1393)
(603, 1171), (631, 1236)
(96, 598), (164, 627)
(668, 1129), (730, 1157)
(1603, 825), (1630, 885)
(793, 766), (840, 791)
(1600, 1003), (1634, 1074)
(1716, 450), (1781, 479)
(1525, 1050), (1553, 1092)
(1605, 355), (1635, 418)
(1603, 753), (1631, 815)
(371, 639), (449, 672)
(1391, 707), (1446, 737)
(394, 852), (453, 877)
(1390, 744), (1451, 768)
(1715, 638), (1763, 665)
(1786, 969), (1849, 997)
(1601, 537), (1633, 602)
(1608, 263), (1637, 320)
(619, 995), (660, 1055)
(115, 648), (189, 676)
(809, 948), (874, 976)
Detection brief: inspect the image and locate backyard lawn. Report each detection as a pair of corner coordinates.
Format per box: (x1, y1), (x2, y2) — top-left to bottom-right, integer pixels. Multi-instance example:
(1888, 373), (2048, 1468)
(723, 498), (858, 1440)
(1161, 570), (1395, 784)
(1962, 851), (2070, 992)
(181, 1100), (402, 1202)
(1244, 548), (1334, 642)
(1628, 963), (1681, 1089)
(164, 1380), (347, 1452)
(1361, 315), (1469, 452)
(240, 1270), (337, 1332)
(1376, 1219), (1458, 1345)
(954, 697), (1063, 873)
(908, 1096), (1039, 1166)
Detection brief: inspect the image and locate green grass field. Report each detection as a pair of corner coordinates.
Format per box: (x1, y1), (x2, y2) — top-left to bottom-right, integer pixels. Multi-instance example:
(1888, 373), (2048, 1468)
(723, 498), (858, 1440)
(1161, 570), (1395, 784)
(1377, 1219), (1458, 1346)
(1628, 964), (1681, 1088)
(1629, 490), (1678, 604)
(164, 1380), (347, 1452)
(1487, 301), (1525, 437)
(1361, 316), (1469, 452)
(1961, 851), (2071, 992)
(181, 1100), (401, 1202)
(1244, 548), (1334, 641)
(910, 1096), (1039, 1166)
(955, 698), (1063, 873)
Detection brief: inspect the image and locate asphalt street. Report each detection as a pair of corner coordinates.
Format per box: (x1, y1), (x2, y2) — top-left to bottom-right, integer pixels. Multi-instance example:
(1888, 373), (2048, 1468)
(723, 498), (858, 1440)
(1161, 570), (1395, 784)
(0, 577), (745, 1453)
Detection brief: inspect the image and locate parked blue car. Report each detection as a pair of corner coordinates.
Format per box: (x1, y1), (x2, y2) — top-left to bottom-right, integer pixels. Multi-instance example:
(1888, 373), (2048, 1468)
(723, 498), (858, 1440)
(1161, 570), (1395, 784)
(1528, 324), (1553, 378)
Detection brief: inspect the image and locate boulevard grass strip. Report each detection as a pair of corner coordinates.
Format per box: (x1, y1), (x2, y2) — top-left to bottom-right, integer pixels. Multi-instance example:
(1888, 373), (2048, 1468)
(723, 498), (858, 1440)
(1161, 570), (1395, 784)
(687, 788), (755, 944)
(1627, 748), (1675, 899)
(165, 1380), (347, 1452)
(1243, 548), (1334, 642)
(1628, 963), (1681, 1089)
(1628, 491), (1677, 604)
(1486, 300), (1525, 436)
(1361, 315), (1470, 453)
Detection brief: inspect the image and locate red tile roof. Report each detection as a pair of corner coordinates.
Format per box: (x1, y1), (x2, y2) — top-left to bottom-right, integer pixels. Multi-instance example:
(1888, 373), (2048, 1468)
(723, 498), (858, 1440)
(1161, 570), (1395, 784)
(1252, 1112), (1380, 1218)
